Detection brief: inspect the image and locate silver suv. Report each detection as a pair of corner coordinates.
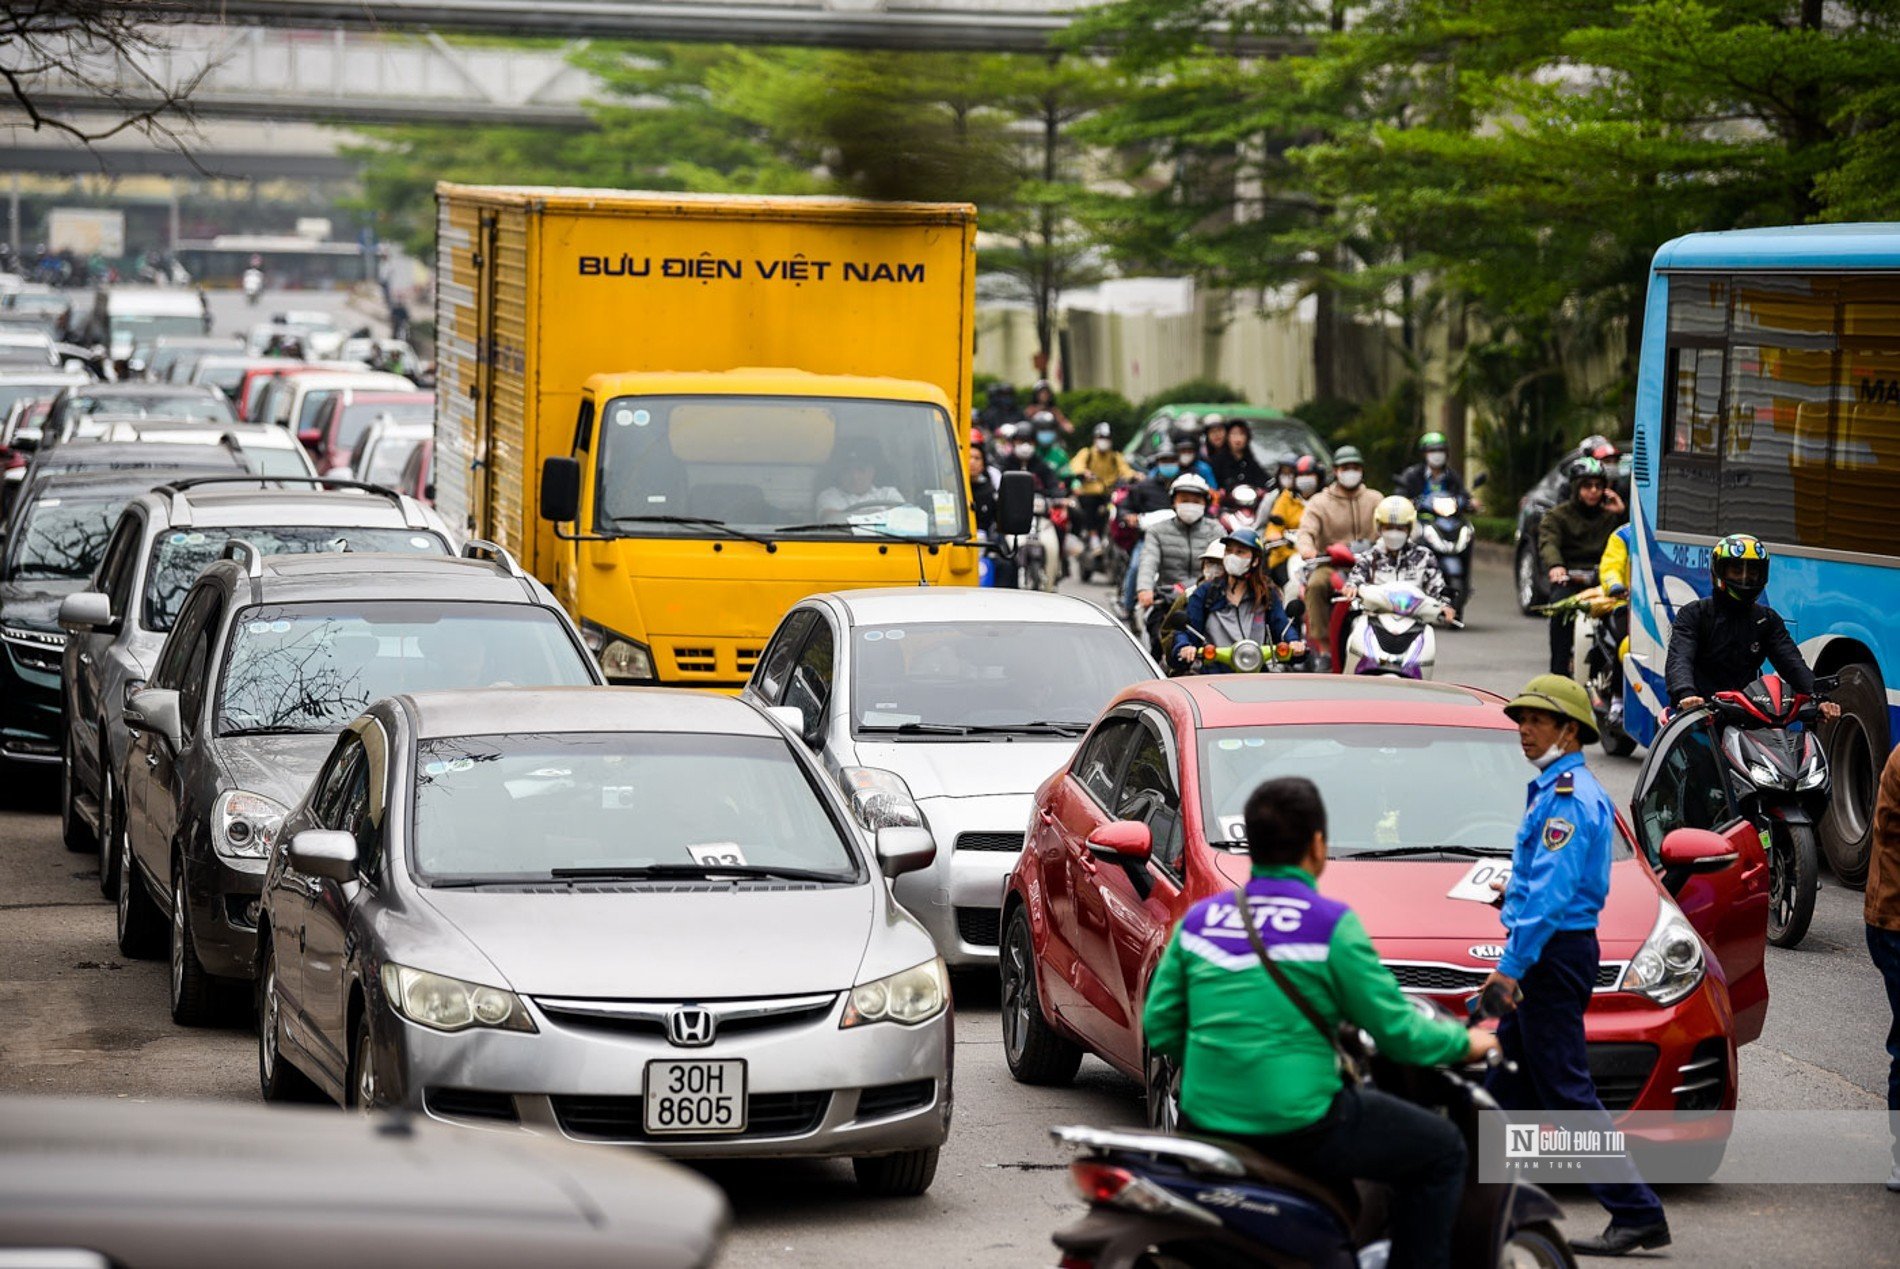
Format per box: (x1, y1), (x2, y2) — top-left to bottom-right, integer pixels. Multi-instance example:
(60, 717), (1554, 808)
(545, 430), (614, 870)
(60, 476), (455, 895)
(111, 542), (603, 1026)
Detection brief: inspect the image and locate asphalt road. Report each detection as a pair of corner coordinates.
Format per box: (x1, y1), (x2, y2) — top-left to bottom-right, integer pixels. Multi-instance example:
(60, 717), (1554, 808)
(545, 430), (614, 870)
(1, 543), (1895, 1265)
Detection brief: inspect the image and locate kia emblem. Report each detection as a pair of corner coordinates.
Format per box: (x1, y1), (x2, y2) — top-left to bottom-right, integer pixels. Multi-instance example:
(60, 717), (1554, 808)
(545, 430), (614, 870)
(666, 1006), (716, 1048)
(1468, 944), (1505, 961)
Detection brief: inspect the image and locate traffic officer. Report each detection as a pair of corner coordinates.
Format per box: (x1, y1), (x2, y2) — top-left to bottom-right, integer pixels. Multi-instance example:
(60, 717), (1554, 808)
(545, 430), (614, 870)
(1484, 675), (1671, 1257)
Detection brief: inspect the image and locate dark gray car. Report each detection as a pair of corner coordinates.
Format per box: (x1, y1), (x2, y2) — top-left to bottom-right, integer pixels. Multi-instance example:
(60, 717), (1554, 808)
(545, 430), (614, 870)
(115, 543), (602, 1026)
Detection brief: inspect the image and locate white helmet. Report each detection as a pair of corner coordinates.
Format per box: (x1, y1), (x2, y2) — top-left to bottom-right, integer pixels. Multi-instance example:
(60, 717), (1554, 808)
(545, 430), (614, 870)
(1374, 494), (1418, 532)
(1200, 539), (1226, 561)
(1169, 472), (1212, 499)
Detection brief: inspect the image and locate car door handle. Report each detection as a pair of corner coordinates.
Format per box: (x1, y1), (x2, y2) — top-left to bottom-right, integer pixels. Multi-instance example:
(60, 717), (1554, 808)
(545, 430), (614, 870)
(1038, 808), (1056, 824)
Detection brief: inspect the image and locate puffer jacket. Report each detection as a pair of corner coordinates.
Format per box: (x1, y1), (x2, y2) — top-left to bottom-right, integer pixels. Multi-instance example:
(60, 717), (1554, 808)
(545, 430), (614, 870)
(1137, 513), (1223, 595)
(1295, 483), (1384, 555)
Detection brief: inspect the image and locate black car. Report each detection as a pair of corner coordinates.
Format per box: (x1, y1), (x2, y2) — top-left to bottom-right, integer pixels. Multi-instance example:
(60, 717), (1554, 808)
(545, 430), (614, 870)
(1512, 449), (1633, 614)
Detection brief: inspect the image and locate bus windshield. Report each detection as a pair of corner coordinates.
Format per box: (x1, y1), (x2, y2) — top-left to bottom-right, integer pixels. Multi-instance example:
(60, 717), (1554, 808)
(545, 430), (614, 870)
(592, 394), (968, 541)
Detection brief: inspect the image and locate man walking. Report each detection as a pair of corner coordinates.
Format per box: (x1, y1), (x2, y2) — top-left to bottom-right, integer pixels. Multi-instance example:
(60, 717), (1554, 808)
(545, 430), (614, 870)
(1869, 742), (1900, 1193)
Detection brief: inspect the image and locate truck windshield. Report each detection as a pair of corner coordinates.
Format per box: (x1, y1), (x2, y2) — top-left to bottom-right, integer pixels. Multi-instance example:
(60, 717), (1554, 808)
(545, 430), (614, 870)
(593, 394), (967, 541)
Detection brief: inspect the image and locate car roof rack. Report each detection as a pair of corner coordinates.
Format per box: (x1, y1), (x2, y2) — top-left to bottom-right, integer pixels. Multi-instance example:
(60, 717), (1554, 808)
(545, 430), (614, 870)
(461, 538), (524, 578)
(219, 537), (265, 579)
(157, 474), (432, 531)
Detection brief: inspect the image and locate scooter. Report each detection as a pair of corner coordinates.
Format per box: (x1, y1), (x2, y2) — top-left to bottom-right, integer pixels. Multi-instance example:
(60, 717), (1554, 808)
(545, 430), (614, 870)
(1021, 494), (1064, 592)
(1049, 996), (1575, 1269)
(1342, 581), (1457, 679)
(1554, 587), (1635, 757)
(1219, 483), (1264, 534)
(1178, 624), (1304, 675)
(1418, 492), (1476, 615)
(1702, 673), (1835, 949)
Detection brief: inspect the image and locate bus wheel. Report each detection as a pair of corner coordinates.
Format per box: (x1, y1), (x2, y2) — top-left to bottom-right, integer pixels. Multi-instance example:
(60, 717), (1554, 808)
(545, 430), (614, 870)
(1821, 662), (1885, 888)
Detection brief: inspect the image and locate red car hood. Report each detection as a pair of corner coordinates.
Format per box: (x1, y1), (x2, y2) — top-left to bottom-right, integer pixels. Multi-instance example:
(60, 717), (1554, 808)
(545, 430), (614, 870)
(1210, 854), (1657, 957)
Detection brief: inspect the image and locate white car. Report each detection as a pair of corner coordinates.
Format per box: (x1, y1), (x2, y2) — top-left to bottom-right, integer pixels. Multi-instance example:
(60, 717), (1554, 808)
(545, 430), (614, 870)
(91, 418), (321, 479)
(743, 588), (1159, 966)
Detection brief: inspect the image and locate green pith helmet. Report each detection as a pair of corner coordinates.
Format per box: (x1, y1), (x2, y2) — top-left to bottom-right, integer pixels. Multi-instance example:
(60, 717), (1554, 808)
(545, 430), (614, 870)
(1419, 431), (1448, 450)
(1333, 444), (1364, 467)
(1504, 674), (1600, 745)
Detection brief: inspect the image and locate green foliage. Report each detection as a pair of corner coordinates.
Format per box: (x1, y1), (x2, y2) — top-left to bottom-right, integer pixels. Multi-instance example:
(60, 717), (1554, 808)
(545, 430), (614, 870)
(1057, 387), (1138, 444)
(1289, 397), (1361, 448)
(1472, 515), (1518, 545)
(1333, 378), (1425, 488)
(1134, 379), (1247, 419)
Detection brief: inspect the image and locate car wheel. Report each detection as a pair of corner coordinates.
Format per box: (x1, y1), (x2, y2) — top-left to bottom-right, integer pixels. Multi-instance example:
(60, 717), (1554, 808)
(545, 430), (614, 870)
(347, 1020), (378, 1112)
(1000, 906), (1082, 1086)
(257, 936), (322, 1103)
(169, 862), (217, 1026)
(852, 1147), (939, 1197)
(116, 830), (164, 959)
(1515, 544), (1540, 615)
(60, 727), (95, 854)
(1144, 1047), (1182, 1133)
(96, 761), (119, 899)
(1820, 662), (1885, 887)
(1504, 1220), (1578, 1269)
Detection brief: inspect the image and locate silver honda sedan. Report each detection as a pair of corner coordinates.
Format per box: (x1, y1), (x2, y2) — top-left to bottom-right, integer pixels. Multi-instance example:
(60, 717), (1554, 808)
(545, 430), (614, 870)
(256, 687), (950, 1196)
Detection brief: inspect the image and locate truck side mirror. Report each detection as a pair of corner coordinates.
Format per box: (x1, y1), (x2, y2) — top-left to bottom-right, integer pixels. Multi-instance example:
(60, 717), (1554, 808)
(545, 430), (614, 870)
(540, 456), (581, 523)
(996, 470), (1035, 537)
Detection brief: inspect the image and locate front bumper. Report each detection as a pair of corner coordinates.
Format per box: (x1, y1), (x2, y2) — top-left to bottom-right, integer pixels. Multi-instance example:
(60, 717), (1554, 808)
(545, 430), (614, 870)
(374, 987), (953, 1161)
(0, 629), (66, 767)
(186, 850), (267, 979)
(895, 794), (1034, 967)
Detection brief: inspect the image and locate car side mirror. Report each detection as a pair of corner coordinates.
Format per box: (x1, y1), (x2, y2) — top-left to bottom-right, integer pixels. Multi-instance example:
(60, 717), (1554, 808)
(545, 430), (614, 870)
(875, 825), (936, 878)
(1086, 820), (1153, 866)
(1657, 827), (1738, 874)
(765, 704), (815, 747)
(58, 590), (115, 634)
(288, 829), (357, 882)
(1472, 471), (1488, 489)
(297, 428), (321, 447)
(996, 469), (1035, 537)
(784, 667), (827, 747)
(541, 456), (581, 523)
(122, 687), (182, 750)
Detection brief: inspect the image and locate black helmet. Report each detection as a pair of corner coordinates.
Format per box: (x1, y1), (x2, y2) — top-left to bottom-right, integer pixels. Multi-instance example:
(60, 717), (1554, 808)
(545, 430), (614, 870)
(1567, 455), (1607, 495)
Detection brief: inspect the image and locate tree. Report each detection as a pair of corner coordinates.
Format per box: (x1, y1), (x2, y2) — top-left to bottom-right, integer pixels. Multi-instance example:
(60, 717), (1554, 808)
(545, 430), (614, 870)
(1, 1), (204, 152)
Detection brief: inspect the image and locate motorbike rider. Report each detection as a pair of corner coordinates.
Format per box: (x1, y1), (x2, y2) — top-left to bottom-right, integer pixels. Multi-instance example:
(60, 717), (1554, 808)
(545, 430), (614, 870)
(1343, 496), (1456, 623)
(1666, 534), (1839, 720)
(1070, 421), (1135, 544)
(1170, 430), (1219, 488)
(1157, 539), (1228, 662)
(1027, 380), (1073, 437)
(1117, 450), (1190, 617)
(1172, 527), (1303, 672)
(981, 382), (1023, 433)
(1295, 446), (1384, 660)
(1209, 416), (1269, 491)
(1266, 453), (1318, 584)
(1394, 431), (1470, 505)
(242, 255), (265, 305)
(1136, 474), (1222, 648)
(1144, 775), (1496, 1269)
(1220, 482), (1263, 533)
(1487, 676), (1671, 1256)
(1538, 456), (1626, 675)
(997, 424), (1063, 495)
(1201, 413), (1230, 465)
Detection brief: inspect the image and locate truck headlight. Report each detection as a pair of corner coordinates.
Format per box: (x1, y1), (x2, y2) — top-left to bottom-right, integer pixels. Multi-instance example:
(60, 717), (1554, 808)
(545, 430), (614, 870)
(1622, 902), (1705, 1007)
(580, 620), (654, 683)
(841, 958), (948, 1028)
(839, 766), (925, 831)
(214, 790), (287, 860)
(380, 963), (536, 1033)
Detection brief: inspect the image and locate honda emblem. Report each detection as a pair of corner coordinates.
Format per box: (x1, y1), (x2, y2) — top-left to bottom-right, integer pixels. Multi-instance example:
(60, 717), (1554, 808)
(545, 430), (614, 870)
(666, 1006), (716, 1048)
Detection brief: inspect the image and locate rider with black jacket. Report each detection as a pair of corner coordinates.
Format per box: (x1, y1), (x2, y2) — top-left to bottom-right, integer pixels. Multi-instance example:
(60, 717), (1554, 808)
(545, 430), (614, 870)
(1666, 534), (1839, 720)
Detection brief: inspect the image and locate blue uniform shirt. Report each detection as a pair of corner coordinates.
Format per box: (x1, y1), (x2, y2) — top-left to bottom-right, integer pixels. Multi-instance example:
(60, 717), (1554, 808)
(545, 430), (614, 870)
(1498, 751), (1615, 981)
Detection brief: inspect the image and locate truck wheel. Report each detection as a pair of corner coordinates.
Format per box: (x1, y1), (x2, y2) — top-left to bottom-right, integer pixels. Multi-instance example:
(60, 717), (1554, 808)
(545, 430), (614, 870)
(1820, 662), (1884, 888)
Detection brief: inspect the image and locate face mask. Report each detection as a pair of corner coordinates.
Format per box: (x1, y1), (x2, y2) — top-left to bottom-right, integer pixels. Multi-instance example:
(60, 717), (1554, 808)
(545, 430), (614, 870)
(1278, 473), (1294, 490)
(1156, 462), (1181, 480)
(1380, 529), (1409, 552)
(1013, 442), (1035, 460)
(1529, 743), (1566, 771)
(1094, 437), (1112, 452)
(1175, 502), (1205, 526)
(1036, 429), (1057, 446)
(1222, 554), (1252, 578)
(1202, 564), (1223, 582)
(1425, 450), (1446, 469)
(1337, 469), (1364, 490)
(1295, 474), (1318, 496)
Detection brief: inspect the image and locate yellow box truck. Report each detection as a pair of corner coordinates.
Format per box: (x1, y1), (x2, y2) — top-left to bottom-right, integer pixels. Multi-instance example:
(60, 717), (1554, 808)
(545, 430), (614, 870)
(433, 184), (987, 687)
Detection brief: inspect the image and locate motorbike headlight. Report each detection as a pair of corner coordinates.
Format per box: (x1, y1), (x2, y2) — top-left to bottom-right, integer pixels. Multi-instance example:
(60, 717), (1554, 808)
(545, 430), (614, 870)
(580, 620), (654, 683)
(379, 963), (536, 1033)
(1622, 902), (1705, 1007)
(839, 766), (925, 831)
(1797, 755), (1828, 791)
(840, 957), (948, 1028)
(214, 790), (288, 860)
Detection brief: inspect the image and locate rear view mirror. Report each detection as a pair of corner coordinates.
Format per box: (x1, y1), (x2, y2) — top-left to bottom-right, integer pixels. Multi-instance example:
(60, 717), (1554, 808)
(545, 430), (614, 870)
(58, 591), (114, 633)
(540, 456), (581, 523)
(1657, 827), (1738, 874)
(1086, 820), (1153, 866)
(288, 829), (357, 882)
(874, 826), (936, 878)
(996, 470), (1035, 537)
(765, 704), (813, 745)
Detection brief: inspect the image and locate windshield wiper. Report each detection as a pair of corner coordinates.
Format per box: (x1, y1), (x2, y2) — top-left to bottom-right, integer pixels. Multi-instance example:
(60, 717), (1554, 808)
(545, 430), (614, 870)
(1345, 844), (1513, 860)
(548, 862), (852, 883)
(962, 722), (1091, 737)
(608, 514), (776, 550)
(771, 521), (937, 544)
(857, 721), (974, 736)
(219, 724), (321, 737)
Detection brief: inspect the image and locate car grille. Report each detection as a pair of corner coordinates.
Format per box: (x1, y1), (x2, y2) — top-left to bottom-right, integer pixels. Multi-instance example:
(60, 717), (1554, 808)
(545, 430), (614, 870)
(425, 1087), (520, 1123)
(956, 907), (1001, 947)
(856, 1079), (935, 1122)
(1671, 1038), (1728, 1112)
(1588, 1042), (1659, 1112)
(533, 993), (837, 1042)
(1386, 962), (1624, 993)
(552, 1091), (829, 1142)
(955, 832), (1025, 853)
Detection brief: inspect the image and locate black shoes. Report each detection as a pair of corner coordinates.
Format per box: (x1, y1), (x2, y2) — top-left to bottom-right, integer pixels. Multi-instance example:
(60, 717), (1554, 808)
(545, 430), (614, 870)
(1573, 1219), (1672, 1257)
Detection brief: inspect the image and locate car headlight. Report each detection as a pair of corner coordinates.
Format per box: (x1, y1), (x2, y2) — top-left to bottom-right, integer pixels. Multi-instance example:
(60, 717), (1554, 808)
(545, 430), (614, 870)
(214, 790), (288, 860)
(579, 620), (654, 683)
(1622, 902), (1705, 1007)
(839, 767), (925, 831)
(840, 958), (948, 1028)
(379, 963), (536, 1033)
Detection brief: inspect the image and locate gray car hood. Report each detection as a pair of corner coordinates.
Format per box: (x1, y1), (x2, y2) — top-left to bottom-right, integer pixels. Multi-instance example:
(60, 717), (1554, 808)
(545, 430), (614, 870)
(217, 733), (336, 810)
(851, 738), (1077, 800)
(0, 578), (86, 633)
(416, 883), (880, 999)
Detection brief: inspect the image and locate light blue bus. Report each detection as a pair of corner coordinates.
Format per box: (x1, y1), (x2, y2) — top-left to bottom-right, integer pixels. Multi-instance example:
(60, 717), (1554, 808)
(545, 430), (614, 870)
(1625, 224), (1900, 888)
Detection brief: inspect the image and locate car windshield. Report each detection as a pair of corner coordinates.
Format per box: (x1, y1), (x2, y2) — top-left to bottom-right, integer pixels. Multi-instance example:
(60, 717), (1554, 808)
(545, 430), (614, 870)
(8, 495), (120, 580)
(851, 621), (1151, 732)
(216, 601), (594, 735)
(338, 401), (429, 449)
(70, 393), (234, 424)
(1197, 724), (1633, 860)
(410, 731), (860, 883)
(0, 383), (65, 418)
(245, 446), (313, 479)
(143, 528), (450, 630)
(295, 389), (344, 435)
(594, 394), (968, 540)
(194, 361), (249, 394)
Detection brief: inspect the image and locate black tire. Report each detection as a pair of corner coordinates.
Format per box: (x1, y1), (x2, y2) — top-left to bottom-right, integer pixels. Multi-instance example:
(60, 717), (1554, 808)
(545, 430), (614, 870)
(1515, 543), (1541, 615)
(1766, 821), (1819, 949)
(116, 830), (164, 959)
(1599, 721), (1637, 758)
(60, 728), (95, 854)
(347, 1018), (378, 1111)
(257, 935), (323, 1103)
(1506, 1220), (1578, 1269)
(1000, 906), (1082, 1086)
(852, 1147), (939, 1197)
(1144, 1047), (1181, 1132)
(1821, 662), (1885, 888)
(96, 761), (120, 899)
(169, 863), (217, 1026)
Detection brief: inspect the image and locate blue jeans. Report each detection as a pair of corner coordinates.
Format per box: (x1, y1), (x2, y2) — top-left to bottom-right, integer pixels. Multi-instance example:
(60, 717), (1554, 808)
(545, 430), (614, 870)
(1869, 924), (1900, 1163)
(1120, 539), (1143, 611)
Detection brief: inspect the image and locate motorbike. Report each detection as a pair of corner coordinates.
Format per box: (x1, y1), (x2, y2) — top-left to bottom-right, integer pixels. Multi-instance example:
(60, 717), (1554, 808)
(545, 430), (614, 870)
(1342, 581), (1458, 679)
(1177, 622), (1303, 676)
(242, 268), (264, 306)
(1418, 493), (1476, 615)
(1021, 494), (1065, 592)
(1701, 673), (1835, 948)
(1049, 995), (1575, 1269)
(1548, 587), (1635, 757)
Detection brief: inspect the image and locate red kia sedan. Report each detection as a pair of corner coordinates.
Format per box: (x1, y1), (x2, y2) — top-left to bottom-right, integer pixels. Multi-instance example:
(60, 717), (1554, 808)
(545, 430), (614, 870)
(1000, 675), (1768, 1152)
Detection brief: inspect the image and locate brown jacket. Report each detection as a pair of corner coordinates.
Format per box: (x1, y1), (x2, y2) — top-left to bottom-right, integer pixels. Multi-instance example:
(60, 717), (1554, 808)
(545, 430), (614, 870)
(1868, 744), (1900, 931)
(1295, 483), (1384, 556)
